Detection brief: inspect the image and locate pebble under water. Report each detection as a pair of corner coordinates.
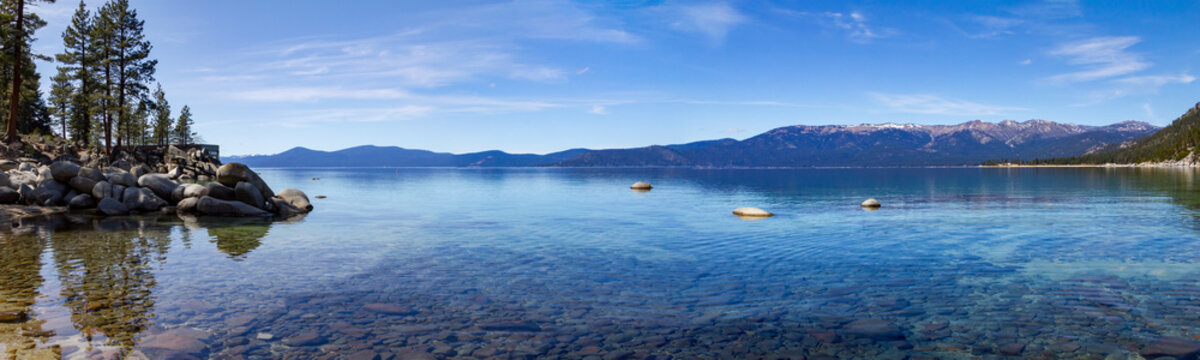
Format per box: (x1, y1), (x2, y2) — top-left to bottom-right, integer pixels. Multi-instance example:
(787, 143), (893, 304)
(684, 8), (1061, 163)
(4, 167), (1200, 359)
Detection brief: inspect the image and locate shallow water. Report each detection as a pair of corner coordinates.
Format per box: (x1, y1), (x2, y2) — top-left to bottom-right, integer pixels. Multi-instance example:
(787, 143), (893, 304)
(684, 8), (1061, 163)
(4, 167), (1200, 359)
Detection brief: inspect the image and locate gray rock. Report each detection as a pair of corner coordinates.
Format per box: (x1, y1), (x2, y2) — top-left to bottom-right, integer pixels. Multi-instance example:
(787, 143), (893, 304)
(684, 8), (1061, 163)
(176, 197), (199, 213)
(105, 171), (137, 187)
(131, 165), (151, 178)
(36, 166), (52, 183)
(1141, 336), (1200, 359)
(842, 319), (904, 341)
(18, 184), (33, 204)
(33, 180), (69, 206)
(196, 196), (270, 217)
(217, 162), (274, 198)
(0, 186), (19, 204)
(68, 176), (99, 194)
(206, 182), (236, 201)
(98, 197), (129, 216)
(182, 184), (208, 199)
(172, 185), (186, 203)
(167, 166), (183, 180)
(0, 171), (9, 188)
(269, 197), (305, 217)
(68, 194), (96, 209)
(111, 159), (132, 171)
(861, 198), (881, 208)
(276, 188), (313, 212)
(92, 181), (112, 199)
(78, 167), (104, 182)
(0, 160), (17, 171)
(18, 162), (35, 172)
(50, 160), (80, 182)
(137, 174), (180, 202)
(234, 181), (267, 210)
(6, 171), (36, 188)
(123, 187), (167, 212)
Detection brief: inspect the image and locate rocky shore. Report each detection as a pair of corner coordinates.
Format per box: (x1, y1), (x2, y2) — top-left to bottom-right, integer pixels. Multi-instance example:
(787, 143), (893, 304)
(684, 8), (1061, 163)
(0, 139), (312, 219)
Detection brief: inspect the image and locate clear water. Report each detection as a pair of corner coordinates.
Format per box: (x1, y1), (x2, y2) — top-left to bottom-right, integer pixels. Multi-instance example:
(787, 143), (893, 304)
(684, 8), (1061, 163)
(4, 167), (1200, 359)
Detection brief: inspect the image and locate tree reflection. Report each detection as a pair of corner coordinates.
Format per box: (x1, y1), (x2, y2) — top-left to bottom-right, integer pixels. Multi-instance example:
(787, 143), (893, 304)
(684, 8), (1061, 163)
(48, 216), (172, 354)
(0, 226), (55, 359)
(186, 216), (274, 260)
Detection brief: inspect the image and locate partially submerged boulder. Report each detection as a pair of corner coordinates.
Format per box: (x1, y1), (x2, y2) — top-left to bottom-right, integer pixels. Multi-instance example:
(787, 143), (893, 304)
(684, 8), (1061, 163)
(732, 207), (774, 217)
(98, 197), (129, 216)
(276, 188), (312, 211)
(138, 174), (180, 202)
(196, 196), (270, 217)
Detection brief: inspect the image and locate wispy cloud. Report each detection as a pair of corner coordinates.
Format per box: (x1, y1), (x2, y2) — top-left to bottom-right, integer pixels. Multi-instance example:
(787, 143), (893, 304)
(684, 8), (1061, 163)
(1048, 36), (1150, 83)
(232, 87), (411, 102)
(776, 9), (891, 43)
(665, 2), (747, 43)
(589, 105), (607, 115)
(870, 93), (1028, 116)
(1115, 74), (1195, 87)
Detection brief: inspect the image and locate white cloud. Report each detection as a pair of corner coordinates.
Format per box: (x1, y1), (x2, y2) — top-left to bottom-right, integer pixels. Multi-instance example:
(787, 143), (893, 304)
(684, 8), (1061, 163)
(1019, 59), (1032, 65)
(232, 87), (411, 102)
(666, 2), (747, 43)
(1048, 36), (1150, 83)
(1115, 74), (1195, 87)
(590, 105), (607, 115)
(776, 9), (891, 43)
(870, 93), (1028, 116)
(576, 67), (590, 75)
(1143, 103), (1156, 121)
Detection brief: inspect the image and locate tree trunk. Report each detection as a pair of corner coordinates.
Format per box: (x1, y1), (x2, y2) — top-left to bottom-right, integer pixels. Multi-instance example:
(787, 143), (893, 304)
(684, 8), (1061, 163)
(4, 0), (25, 143)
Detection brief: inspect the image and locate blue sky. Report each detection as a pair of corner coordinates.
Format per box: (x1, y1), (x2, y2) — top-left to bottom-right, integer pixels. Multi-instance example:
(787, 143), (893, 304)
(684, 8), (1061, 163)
(27, 0), (1200, 156)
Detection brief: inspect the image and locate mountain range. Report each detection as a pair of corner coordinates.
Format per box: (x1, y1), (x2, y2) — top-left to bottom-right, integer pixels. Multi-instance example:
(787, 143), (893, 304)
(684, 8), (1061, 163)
(227, 119), (1160, 168)
(1004, 102), (1200, 165)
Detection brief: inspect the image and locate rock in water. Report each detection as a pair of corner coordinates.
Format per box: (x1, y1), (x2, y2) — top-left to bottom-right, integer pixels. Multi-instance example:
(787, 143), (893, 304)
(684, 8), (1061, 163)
(276, 188), (313, 211)
(842, 319), (904, 341)
(217, 163), (274, 198)
(123, 187), (167, 212)
(861, 198), (881, 208)
(270, 198), (305, 217)
(98, 197), (129, 216)
(196, 196), (271, 217)
(49, 161), (80, 182)
(68, 194), (96, 209)
(0, 186), (19, 204)
(206, 182), (236, 201)
(630, 182), (652, 190)
(1141, 336), (1200, 359)
(732, 207), (773, 217)
(235, 181), (267, 210)
(138, 174), (180, 202)
(176, 197), (199, 213)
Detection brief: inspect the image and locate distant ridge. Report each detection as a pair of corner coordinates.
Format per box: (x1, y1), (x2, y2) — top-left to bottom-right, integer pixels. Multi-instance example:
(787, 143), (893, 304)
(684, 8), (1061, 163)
(992, 102), (1200, 165)
(227, 119), (1159, 168)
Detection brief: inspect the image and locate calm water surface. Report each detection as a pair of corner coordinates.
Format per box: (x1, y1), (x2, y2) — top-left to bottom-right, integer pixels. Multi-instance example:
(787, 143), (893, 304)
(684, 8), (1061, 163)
(4, 168), (1200, 359)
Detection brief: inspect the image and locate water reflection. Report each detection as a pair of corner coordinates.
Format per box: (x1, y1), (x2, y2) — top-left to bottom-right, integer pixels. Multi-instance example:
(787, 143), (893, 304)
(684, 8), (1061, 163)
(182, 216), (274, 260)
(0, 225), (54, 359)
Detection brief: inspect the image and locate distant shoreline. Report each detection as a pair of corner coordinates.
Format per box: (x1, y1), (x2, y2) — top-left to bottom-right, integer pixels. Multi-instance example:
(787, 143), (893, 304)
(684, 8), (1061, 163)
(982, 163), (1200, 168)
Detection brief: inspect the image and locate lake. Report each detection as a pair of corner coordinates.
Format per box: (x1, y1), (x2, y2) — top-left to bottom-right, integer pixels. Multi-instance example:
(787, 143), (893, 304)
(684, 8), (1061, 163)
(4, 167), (1200, 359)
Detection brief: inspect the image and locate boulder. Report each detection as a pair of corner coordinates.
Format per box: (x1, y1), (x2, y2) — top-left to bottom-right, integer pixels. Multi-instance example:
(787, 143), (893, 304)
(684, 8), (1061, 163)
(18, 184), (33, 204)
(36, 166), (52, 183)
(106, 171), (137, 187)
(0, 159), (17, 171)
(138, 174), (180, 202)
(176, 197), (199, 213)
(1142, 336), (1200, 359)
(6, 171), (36, 188)
(18, 162), (35, 172)
(0, 172), (8, 188)
(172, 186), (186, 203)
(217, 163), (274, 198)
(33, 180), (69, 206)
(861, 198), (881, 208)
(68, 176), (99, 194)
(131, 165), (151, 178)
(732, 207), (773, 217)
(196, 196), (270, 217)
(182, 184), (208, 199)
(206, 182), (236, 201)
(78, 167), (104, 182)
(630, 181), (652, 190)
(111, 159), (132, 171)
(49, 160), (80, 182)
(275, 188), (312, 212)
(68, 194), (96, 209)
(235, 181), (267, 210)
(167, 166), (183, 180)
(98, 197), (129, 216)
(270, 197), (305, 217)
(123, 187), (168, 212)
(0, 186), (19, 204)
(842, 319), (904, 341)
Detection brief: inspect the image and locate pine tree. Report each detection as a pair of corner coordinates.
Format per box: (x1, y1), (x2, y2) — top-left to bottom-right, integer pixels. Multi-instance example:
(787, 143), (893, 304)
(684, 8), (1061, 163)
(48, 67), (72, 138)
(150, 83), (170, 145)
(56, 0), (97, 145)
(0, 0), (54, 141)
(97, 0), (154, 150)
(173, 104), (193, 145)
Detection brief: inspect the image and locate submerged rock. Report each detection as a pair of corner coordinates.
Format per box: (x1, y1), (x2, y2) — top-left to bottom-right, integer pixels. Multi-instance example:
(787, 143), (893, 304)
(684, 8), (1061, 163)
(861, 198), (881, 208)
(1141, 336), (1200, 359)
(842, 319), (904, 341)
(732, 207), (773, 217)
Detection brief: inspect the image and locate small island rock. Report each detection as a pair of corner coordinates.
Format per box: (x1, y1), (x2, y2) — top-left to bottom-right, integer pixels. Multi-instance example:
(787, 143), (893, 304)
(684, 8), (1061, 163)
(861, 198), (881, 208)
(733, 207), (773, 217)
(630, 182), (653, 190)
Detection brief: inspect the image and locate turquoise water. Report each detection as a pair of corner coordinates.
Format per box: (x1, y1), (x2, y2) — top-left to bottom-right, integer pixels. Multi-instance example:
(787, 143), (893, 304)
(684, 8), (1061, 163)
(4, 167), (1200, 359)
